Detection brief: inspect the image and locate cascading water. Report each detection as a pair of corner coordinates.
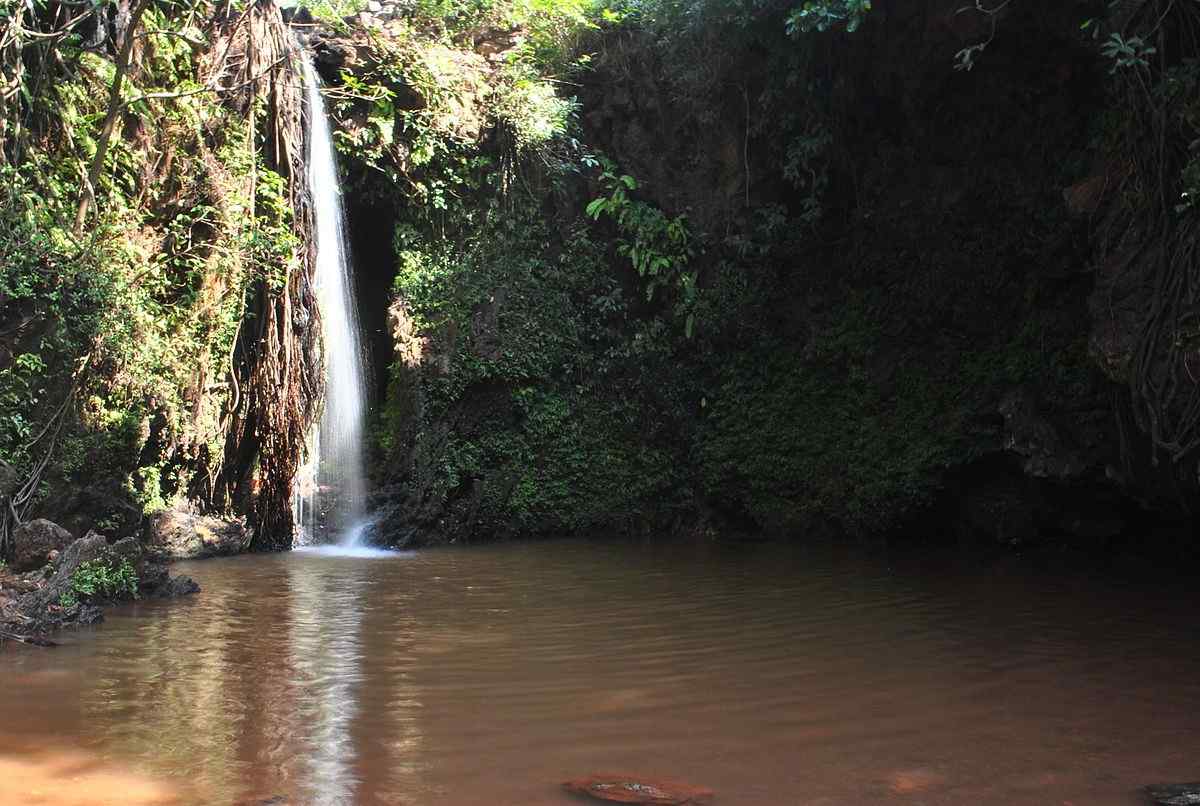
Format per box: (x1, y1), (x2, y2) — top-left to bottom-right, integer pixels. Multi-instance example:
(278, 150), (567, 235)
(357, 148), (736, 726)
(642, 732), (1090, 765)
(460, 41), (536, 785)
(296, 56), (370, 547)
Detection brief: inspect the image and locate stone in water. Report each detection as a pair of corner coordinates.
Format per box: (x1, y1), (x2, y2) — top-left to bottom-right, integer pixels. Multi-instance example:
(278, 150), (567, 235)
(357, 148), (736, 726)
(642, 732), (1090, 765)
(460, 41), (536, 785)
(1147, 783), (1200, 805)
(563, 774), (713, 805)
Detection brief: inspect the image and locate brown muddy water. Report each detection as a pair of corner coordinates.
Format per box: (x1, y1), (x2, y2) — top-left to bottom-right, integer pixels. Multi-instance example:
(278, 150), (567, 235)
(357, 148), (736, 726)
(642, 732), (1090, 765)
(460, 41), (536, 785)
(2, 539), (1200, 806)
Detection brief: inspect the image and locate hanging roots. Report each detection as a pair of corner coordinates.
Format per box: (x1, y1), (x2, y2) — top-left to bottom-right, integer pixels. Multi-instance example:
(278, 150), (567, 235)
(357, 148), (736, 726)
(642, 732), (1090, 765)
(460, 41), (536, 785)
(0, 0), (321, 552)
(202, 0), (322, 550)
(1094, 0), (1200, 477)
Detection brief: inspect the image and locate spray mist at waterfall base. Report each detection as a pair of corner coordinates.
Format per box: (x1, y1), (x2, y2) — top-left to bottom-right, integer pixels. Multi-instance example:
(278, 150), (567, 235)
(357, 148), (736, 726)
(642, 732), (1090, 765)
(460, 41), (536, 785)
(293, 517), (396, 557)
(293, 539), (400, 559)
(293, 518), (397, 558)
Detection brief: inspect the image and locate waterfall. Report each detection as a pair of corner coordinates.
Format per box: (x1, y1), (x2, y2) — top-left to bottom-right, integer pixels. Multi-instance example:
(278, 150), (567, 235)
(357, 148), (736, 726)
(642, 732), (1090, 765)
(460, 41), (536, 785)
(297, 56), (369, 547)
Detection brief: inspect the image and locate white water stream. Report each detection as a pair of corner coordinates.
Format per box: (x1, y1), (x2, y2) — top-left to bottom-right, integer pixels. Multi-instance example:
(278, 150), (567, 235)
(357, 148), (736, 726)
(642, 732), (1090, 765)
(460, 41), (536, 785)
(296, 56), (369, 548)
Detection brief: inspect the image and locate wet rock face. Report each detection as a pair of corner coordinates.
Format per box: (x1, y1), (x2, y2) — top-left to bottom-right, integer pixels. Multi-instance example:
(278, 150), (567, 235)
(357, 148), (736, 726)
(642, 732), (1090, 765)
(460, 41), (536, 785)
(76, 605), (104, 625)
(11, 519), (75, 572)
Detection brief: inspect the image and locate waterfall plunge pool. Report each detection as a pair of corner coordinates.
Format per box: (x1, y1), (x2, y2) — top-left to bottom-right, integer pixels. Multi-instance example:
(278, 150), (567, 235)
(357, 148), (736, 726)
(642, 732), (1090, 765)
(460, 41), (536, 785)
(292, 543), (401, 559)
(2, 539), (1200, 805)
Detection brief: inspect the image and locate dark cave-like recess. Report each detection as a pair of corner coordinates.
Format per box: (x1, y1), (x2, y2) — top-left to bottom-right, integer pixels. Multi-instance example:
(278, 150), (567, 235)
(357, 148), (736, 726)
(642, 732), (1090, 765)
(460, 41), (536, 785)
(346, 197), (398, 412)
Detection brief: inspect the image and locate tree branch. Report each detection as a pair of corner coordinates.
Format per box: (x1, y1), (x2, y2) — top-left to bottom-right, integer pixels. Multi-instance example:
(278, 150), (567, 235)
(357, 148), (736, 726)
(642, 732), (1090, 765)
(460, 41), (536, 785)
(73, 0), (150, 234)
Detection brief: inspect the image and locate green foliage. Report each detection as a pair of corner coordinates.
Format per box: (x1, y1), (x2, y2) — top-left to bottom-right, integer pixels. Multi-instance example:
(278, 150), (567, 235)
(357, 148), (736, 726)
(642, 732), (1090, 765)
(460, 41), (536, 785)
(272, 0), (1111, 546)
(0, 353), (47, 452)
(0, 0), (299, 529)
(247, 167), (302, 289)
(785, 0), (870, 35)
(131, 466), (168, 516)
(782, 125), (832, 226)
(0, 159), (132, 478)
(585, 158), (697, 333)
(58, 558), (139, 608)
(360, 0), (1048, 541)
(495, 66), (579, 151)
(378, 156), (690, 533)
(289, 0), (366, 26)
(402, 0), (599, 50)
(1100, 33), (1156, 74)
(500, 387), (680, 528)
(329, 20), (579, 204)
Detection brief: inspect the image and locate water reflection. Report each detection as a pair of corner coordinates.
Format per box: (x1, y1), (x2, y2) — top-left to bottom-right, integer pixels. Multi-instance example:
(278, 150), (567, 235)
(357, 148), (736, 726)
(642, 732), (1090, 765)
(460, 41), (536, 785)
(2, 541), (1200, 805)
(286, 556), (366, 805)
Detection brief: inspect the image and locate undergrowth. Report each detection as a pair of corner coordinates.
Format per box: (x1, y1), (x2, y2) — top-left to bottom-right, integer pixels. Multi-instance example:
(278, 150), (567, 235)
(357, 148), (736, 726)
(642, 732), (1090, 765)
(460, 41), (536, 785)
(57, 558), (139, 609)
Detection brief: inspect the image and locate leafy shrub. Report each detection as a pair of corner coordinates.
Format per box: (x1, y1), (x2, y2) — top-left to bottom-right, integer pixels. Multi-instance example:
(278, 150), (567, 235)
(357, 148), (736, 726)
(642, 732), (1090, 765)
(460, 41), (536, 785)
(585, 158), (697, 333)
(58, 558), (139, 609)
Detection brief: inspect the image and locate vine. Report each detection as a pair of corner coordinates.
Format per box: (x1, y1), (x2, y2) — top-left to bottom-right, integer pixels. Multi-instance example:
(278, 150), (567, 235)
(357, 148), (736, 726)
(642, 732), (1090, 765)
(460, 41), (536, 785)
(585, 158), (698, 335)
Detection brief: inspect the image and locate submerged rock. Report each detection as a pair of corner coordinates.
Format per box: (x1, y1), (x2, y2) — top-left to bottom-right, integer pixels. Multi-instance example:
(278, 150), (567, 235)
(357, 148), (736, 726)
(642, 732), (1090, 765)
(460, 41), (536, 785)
(1147, 783), (1200, 805)
(148, 573), (200, 599)
(563, 774), (713, 805)
(11, 519), (75, 572)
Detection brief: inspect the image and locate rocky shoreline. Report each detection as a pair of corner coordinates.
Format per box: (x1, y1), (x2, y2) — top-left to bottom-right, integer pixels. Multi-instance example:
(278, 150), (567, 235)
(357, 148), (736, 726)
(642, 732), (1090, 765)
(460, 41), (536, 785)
(0, 515), (216, 646)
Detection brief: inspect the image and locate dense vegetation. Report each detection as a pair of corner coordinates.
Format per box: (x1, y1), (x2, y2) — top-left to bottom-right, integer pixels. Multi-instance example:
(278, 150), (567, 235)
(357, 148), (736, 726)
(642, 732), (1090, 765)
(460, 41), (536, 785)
(0, 0), (318, 551)
(3, 0), (1199, 553)
(342, 0), (1196, 545)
